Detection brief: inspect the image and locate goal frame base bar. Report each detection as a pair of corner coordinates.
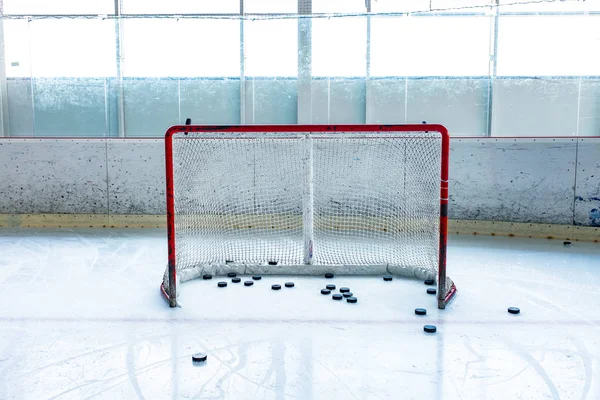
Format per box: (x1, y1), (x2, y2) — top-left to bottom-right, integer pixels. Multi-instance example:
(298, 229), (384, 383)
(163, 124), (454, 309)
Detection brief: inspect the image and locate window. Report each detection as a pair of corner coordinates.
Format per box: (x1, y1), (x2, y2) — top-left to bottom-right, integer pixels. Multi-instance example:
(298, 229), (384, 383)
(313, 0), (366, 13)
(497, 16), (600, 76)
(4, 20), (31, 78)
(2, 0), (114, 15)
(120, 0), (240, 14)
(499, 0), (600, 12)
(312, 17), (367, 76)
(244, 0), (297, 13)
(372, 0), (491, 13)
(121, 19), (240, 77)
(245, 19), (298, 77)
(370, 16), (491, 76)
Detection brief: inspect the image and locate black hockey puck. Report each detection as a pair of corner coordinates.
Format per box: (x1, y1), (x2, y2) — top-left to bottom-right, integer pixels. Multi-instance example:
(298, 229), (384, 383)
(424, 325), (437, 333)
(326, 284), (336, 290)
(268, 261), (278, 265)
(227, 272), (237, 277)
(202, 274), (212, 280)
(424, 279), (435, 285)
(332, 294), (343, 300)
(321, 289), (331, 295)
(563, 241), (572, 246)
(192, 352), (207, 362)
(325, 273), (334, 278)
(231, 277), (241, 283)
(252, 275), (262, 280)
(218, 281), (227, 288)
(244, 281), (254, 287)
(508, 307), (520, 315)
(415, 308), (427, 316)
(339, 287), (350, 293)
(346, 297), (358, 303)
(383, 275), (393, 281)
(271, 284), (281, 290)
(427, 288), (437, 295)
(343, 292), (353, 298)
(225, 260), (234, 264)
(285, 282), (295, 288)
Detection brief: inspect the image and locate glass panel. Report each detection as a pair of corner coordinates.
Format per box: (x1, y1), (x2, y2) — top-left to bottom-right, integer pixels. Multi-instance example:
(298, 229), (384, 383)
(500, 0), (600, 12)
(3, 20), (31, 78)
(497, 16), (600, 76)
(121, 0), (240, 14)
(313, 0), (366, 13)
(245, 0), (297, 13)
(373, 0), (492, 13)
(121, 18), (240, 77)
(370, 16), (491, 76)
(3, 0), (114, 15)
(245, 19), (297, 77)
(312, 17), (366, 76)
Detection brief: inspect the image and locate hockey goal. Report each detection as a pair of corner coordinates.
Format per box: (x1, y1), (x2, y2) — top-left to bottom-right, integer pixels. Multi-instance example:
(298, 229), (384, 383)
(161, 125), (456, 309)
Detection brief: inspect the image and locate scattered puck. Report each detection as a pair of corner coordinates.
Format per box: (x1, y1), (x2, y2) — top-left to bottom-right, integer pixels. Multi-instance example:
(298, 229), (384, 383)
(225, 260), (234, 264)
(563, 241), (572, 246)
(508, 307), (520, 315)
(346, 297), (358, 303)
(202, 274), (212, 280)
(424, 325), (437, 333)
(231, 277), (241, 283)
(285, 282), (295, 288)
(271, 284), (281, 290)
(217, 281), (227, 288)
(192, 352), (207, 362)
(244, 281), (254, 287)
(427, 288), (437, 295)
(321, 289), (331, 295)
(424, 279), (435, 285)
(252, 275), (262, 280)
(383, 276), (393, 281)
(268, 261), (278, 265)
(415, 308), (427, 316)
(325, 273), (334, 278)
(227, 272), (237, 278)
(326, 284), (336, 290)
(339, 287), (350, 293)
(332, 294), (343, 301)
(343, 292), (353, 298)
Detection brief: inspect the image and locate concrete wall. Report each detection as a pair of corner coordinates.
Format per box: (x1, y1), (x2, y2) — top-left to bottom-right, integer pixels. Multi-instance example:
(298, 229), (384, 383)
(0, 136), (598, 227)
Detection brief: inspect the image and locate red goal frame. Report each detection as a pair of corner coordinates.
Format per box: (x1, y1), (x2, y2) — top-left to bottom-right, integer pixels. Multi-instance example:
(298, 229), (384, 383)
(162, 125), (455, 309)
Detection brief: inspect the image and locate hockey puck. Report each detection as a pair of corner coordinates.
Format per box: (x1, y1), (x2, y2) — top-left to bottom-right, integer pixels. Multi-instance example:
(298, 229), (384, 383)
(424, 279), (435, 285)
(415, 308), (427, 316)
(271, 284), (281, 290)
(231, 277), (241, 283)
(427, 288), (437, 295)
(285, 282), (295, 288)
(346, 297), (358, 303)
(325, 273), (334, 279)
(244, 281), (254, 287)
(332, 294), (343, 301)
(383, 275), (393, 281)
(339, 287), (350, 293)
(192, 352), (207, 362)
(227, 272), (237, 278)
(202, 274), (212, 280)
(424, 325), (437, 333)
(252, 275), (262, 280)
(563, 241), (572, 246)
(508, 307), (520, 315)
(326, 284), (336, 290)
(217, 281), (227, 288)
(343, 292), (353, 298)
(321, 289), (331, 295)
(268, 261), (278, 265)
(225, 260), (234, 264)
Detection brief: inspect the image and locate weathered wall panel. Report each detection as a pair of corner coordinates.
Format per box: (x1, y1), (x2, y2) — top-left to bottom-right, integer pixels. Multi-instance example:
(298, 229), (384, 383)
(575, 138), (600, 226)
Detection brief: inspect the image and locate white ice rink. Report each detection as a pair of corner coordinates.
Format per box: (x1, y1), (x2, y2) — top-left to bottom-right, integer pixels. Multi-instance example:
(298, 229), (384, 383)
(0, 228), (599, 399)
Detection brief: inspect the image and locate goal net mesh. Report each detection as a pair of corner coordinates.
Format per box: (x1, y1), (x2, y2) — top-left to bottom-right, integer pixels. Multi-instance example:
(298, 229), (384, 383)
(167, 131), (443, 285)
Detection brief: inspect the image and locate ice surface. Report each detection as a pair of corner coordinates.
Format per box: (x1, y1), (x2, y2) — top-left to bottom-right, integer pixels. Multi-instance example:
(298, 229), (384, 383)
(0, 228), (599, 399)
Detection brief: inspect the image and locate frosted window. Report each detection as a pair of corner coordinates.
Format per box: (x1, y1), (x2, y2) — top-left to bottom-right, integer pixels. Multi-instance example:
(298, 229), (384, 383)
(245, 20), (298, 77)
(370, 16), (491, 76)
(121, 0), (240, 14)
(29, 19), (116, 77)
(245, 0), (297, 13)
(312, 17), (367, 76)
(122, 19), (240, 77)
(3, 0), (113, 15)
(313, 0), (366, 13)
(497, 16), (600, 76)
